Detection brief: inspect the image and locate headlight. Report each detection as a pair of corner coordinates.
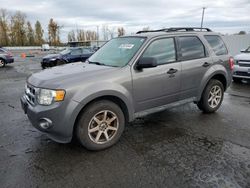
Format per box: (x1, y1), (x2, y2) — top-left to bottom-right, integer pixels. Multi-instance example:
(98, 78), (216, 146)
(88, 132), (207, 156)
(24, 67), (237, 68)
(37, 88), (65, 105)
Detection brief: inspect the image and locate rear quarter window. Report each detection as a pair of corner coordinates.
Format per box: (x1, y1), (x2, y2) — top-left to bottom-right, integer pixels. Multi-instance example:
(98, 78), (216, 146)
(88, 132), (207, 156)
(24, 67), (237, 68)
(204, 35), (228, 56)
(178, 36), (206, 61)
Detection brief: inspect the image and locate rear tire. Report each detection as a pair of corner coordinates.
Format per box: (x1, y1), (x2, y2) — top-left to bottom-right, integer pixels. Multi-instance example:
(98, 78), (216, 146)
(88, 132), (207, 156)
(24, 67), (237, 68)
(197, 79), (224, 113)
(233, 77), (242, 83)
(76, 100), (125, 150)
(0, 58), (6, 68)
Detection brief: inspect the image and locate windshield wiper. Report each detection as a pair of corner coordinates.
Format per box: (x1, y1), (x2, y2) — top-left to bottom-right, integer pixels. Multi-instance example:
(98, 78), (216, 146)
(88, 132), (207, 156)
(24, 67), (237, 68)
(88, 60), (106, 66)
(88, 60), (119, 67)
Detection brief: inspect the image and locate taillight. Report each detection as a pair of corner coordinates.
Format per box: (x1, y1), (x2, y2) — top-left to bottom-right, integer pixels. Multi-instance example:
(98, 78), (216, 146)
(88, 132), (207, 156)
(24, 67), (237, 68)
(229, 57), (234, 70)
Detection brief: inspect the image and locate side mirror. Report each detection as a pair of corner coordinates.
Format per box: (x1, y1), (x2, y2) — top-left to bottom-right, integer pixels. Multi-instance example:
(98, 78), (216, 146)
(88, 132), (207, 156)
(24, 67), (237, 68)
(240, 49), (246, 53)
(136, 57), (157, 69)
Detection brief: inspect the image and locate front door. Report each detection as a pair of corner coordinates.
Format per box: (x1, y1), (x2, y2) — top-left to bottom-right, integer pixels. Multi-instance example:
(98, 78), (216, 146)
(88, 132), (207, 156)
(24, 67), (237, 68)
(70, 48), (82, 62)
(132, 37), (181, 112)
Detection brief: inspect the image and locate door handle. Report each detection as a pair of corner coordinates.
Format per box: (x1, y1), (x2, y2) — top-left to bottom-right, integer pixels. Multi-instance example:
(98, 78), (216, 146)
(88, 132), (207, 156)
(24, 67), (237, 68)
(167, 68), (178, 74)
(202, 62), (211, 67)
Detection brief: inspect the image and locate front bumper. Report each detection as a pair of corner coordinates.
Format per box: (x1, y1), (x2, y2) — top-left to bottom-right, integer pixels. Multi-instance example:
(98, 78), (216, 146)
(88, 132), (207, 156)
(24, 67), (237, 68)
(233, 65), (250, 79)
(6, 58), (14, 64)
(20, 95), (82, 143)
(41, 60), (56, 68)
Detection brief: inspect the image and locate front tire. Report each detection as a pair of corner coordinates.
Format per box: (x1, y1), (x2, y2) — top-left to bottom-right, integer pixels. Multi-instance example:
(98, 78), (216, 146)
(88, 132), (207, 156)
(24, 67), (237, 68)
(197, 79), (224, 113)
(56, 59), (66, 66)
(0, 58), (6, 68)
(76, 100), (125, 150)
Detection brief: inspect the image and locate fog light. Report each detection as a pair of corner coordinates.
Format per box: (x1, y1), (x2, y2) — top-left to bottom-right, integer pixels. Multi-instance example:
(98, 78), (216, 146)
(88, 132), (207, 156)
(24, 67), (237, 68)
(39, 118), (52, 129)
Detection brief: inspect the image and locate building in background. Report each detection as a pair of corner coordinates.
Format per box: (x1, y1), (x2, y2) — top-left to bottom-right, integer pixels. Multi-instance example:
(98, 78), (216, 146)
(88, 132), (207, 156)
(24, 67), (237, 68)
(67, 40), (107, 48)
(222, 34), (250, 56)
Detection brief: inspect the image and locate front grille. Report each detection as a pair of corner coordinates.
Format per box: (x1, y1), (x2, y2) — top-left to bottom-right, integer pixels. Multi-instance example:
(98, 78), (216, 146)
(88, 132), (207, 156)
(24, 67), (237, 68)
(239, 63), (250, 67)
(238, 60), (250, 67)
(42, 59), (49, 63)
(234, 71), (250, 77)
(25, 84), (36, 106)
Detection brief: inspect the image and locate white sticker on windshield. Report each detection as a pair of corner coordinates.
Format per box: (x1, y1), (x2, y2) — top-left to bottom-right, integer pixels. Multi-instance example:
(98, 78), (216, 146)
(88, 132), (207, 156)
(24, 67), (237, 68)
(119, 44), (134, 49)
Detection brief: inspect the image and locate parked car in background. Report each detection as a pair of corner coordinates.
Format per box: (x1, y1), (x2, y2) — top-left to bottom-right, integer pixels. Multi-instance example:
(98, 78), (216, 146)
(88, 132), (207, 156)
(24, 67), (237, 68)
(0, 47), (14, 68)
(41, 47), (95, 68)
(233, 46), (250, 82)
(41, 44), (50, 51)
(21, 27), (233, 150)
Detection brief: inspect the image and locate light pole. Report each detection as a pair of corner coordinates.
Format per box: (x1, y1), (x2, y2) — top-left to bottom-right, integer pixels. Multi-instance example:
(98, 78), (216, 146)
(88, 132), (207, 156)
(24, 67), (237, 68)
(96, 25), (99, 47)
(200, 7), (206, 29)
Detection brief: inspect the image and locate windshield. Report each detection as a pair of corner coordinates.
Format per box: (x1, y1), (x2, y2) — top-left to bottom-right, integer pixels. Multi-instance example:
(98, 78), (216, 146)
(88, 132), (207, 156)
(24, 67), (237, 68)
(88, 37), (146, 67)
(60, 49), (71, 55)
(245, 46), (250, 52)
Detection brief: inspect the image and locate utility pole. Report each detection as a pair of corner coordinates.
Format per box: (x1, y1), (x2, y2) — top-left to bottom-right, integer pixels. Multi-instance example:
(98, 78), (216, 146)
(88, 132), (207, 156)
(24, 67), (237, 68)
(200, 7), (206, 29)
(96, 25), (99, 47)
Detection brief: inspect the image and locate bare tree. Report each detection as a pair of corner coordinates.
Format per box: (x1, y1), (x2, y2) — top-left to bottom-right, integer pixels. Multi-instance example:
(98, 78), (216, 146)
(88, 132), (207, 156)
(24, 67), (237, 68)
(68, 30), (76, 42)
(26, 21), (35, 45)
(34, 20), (44, 45)
(102, 25), (109, 40)
(238, 31), (246, 35)
(117, 27), (125, 37)
(48, 18), (61, 46)
(0, 9), (9, 46)
(9, 11), (27, 46)
(85, 30), (97, 41)
(76, 29), (85, 41)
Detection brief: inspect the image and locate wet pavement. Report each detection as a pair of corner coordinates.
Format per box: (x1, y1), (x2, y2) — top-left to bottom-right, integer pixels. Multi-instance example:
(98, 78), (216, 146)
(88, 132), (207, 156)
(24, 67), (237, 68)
(0, 51), (250, 188)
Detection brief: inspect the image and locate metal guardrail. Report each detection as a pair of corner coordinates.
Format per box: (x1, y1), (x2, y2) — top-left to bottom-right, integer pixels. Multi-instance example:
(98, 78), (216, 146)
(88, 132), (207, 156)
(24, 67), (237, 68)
(4, 46), (66, 51)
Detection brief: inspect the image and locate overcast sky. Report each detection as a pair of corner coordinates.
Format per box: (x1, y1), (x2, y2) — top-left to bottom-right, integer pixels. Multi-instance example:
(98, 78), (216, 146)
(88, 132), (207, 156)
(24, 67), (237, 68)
(0, 0), (249, 41)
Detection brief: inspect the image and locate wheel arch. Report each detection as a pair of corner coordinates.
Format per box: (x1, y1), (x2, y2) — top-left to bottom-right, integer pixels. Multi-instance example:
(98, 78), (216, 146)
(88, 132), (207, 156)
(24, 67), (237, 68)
(72, 94), (132, 139)
(197, 71), (228, 101)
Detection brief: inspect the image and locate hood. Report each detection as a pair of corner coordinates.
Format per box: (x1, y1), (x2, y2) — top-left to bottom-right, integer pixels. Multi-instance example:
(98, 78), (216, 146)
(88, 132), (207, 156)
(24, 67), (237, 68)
(234, 53), (250, 61)
(43, 53), (61, 59)
(28, 62), (118, 88)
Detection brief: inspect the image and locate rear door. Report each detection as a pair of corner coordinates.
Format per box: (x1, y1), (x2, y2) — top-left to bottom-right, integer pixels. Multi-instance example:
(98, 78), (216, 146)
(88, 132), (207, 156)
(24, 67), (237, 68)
(203, 35), (229, 69)
(132, 37), (181, 112)
(177, 35), (212, 100)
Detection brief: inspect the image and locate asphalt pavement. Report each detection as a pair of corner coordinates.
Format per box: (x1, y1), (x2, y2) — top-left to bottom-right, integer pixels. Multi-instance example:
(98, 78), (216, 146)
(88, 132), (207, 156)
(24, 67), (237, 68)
(0, 51), (250, 188)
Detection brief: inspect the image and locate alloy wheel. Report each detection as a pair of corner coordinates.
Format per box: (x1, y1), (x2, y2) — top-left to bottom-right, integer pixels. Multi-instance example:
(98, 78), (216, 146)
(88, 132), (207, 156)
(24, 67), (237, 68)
(0, 59), (5, 67)
(208, 85), (222, 108)
(88, 110), (119, 144)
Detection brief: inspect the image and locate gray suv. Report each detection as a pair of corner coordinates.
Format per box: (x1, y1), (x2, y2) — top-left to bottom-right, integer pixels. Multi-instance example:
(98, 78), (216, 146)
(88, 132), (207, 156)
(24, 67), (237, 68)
(21, 27), (233, 150)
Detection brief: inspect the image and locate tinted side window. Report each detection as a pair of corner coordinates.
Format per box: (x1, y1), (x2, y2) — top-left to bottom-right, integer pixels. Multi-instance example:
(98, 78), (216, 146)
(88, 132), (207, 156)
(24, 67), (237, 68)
(82, 48), (92, 53)
(71, 49), (82, 55)
(178, 36), (206, 60)
(204, 35), (228, 55)
(142, 38), (176, 65)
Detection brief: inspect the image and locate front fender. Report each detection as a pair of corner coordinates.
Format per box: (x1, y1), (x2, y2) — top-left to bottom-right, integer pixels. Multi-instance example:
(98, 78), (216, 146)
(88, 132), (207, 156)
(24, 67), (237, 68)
(72, 82), (135, 121)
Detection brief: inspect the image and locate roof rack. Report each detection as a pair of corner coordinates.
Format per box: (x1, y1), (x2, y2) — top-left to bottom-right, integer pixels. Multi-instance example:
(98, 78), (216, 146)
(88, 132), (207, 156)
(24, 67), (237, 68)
(136, 27), (212, 34)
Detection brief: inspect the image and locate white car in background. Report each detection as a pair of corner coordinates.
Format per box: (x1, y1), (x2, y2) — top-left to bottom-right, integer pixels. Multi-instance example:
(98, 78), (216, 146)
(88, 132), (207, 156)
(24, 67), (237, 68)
(233, 46), (250, 82)
(41, 44), (50, 51)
